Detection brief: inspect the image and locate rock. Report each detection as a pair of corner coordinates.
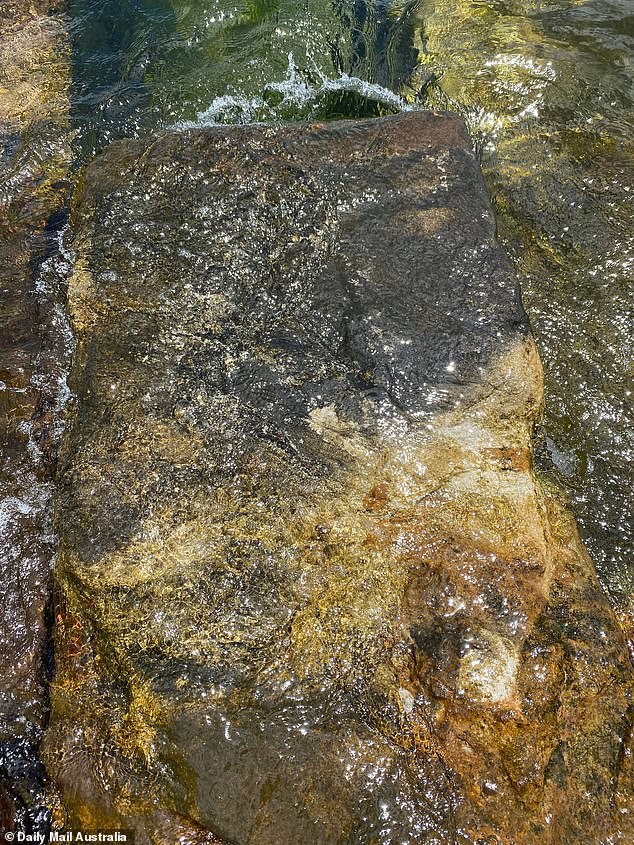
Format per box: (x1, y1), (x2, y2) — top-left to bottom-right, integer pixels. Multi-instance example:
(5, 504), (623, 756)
(45, 113), (634, 843)
(0, 0), (73, 829)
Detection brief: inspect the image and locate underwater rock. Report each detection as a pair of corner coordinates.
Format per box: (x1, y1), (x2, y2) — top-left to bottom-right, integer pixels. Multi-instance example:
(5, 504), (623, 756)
(0, 0), (72, 829)
(46, 113), (633, 843)
(411, 0), (634, 630)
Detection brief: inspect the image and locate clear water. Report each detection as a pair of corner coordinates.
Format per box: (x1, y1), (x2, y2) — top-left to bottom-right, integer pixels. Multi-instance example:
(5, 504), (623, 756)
(1, 0), (629, 832)
(67, 0), (422, 154)
(65, 0), (633, 618)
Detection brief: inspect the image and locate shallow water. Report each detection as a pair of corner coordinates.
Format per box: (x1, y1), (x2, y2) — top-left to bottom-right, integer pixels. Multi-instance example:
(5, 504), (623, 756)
(64, 0), (633, 612)
(0, 0), (632, 833)
(413, 0), (634, 613)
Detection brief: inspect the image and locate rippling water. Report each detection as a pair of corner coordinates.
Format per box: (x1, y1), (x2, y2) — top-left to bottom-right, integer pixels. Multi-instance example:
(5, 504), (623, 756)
(414, 0), (634, 611)
(64, 0), (634, 616)
(1, 0), (632, 833)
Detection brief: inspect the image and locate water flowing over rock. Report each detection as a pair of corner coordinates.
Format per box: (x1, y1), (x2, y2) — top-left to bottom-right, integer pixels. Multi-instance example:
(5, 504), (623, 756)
(45, 113), (633, 843)
(0, 0), (72, 829)
(411, 0), (634, 624)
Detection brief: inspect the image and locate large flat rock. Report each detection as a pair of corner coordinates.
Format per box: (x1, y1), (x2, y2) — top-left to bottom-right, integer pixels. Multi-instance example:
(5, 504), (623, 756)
(45, 113), (633, 843)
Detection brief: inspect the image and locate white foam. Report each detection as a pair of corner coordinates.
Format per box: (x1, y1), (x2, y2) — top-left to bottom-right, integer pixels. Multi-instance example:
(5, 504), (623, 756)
(175, 53), (413, 129)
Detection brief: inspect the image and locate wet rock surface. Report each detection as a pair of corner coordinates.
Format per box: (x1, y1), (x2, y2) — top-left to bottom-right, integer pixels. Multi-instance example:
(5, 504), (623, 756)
(46, 113), (633, 843)
(0, 0), (72, 829)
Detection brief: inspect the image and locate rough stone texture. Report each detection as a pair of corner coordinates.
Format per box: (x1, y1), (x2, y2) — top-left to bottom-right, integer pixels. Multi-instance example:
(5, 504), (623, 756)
(45, 113), (633, 843)
(0, 0), (72, 829)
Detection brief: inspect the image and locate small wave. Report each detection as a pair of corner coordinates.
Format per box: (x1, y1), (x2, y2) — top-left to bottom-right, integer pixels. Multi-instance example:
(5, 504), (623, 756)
(175, 53), (414, 128)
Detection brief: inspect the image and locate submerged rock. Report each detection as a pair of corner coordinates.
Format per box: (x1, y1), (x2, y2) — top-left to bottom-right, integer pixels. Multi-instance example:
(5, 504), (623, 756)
(0, 0), (72, 829)
(46, 113), (633, 842)
(410, 0), (634, 626)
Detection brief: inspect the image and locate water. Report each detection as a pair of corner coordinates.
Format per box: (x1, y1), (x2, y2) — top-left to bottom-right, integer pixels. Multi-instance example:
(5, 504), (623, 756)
(411, 0), (634, 617)
(1, 0), (632, 832)
(68, 0), (431, 155)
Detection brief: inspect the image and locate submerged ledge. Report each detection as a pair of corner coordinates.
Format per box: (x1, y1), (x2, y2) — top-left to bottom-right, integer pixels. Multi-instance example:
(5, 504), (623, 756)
(45, 113), (633, 843)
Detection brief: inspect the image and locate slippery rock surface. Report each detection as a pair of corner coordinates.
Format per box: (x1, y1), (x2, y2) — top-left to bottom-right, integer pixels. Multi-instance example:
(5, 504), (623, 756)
(0, 0), (72, 829)
(46, 113), (633, 843)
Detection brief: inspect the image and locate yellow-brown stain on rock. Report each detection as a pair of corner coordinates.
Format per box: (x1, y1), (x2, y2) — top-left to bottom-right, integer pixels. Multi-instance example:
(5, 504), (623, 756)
(44, 117), (634, 843)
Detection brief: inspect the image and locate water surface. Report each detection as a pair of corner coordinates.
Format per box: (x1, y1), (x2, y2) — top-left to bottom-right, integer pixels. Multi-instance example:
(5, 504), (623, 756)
(2, 0), (632, 832)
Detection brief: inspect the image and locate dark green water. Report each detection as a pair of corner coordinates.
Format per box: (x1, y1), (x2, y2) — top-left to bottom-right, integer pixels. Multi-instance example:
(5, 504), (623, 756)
(65, 0), (633, 617)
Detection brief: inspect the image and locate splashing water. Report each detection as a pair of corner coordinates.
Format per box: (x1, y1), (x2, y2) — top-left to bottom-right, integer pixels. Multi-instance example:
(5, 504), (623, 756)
(175, 52), (413, 126)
